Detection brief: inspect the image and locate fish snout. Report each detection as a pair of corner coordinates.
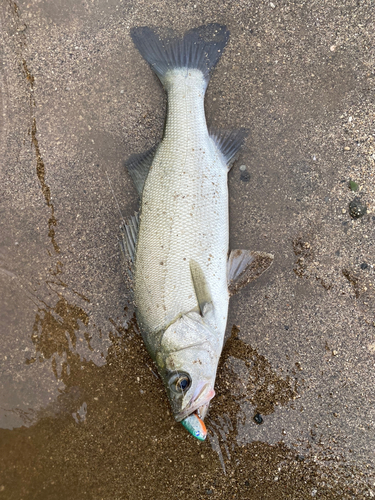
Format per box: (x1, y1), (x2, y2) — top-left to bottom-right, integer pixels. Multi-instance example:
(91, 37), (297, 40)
(179, 385), (215, 440)
(175, 382), (215, 422)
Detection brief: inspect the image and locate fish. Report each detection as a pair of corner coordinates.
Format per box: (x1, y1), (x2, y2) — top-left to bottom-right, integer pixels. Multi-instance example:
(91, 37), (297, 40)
(120, 24), (273, 440)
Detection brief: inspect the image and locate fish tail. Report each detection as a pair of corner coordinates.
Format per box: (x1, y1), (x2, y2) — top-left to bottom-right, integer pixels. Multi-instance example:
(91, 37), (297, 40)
(130, 24), (230, 85)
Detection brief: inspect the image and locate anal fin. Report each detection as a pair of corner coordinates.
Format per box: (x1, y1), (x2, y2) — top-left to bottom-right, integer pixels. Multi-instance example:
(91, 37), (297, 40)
(209, 129), (248, 169)
(227, 250), (273, 296)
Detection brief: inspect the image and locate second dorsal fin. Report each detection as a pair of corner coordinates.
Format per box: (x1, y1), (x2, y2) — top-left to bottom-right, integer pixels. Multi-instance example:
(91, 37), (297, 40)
(125, 143), (159, 196)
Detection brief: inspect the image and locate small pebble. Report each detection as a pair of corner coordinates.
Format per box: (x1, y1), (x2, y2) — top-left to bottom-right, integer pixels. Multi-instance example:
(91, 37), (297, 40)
(360, 263), (368, 270)
(270, 2), (276, 8)
(254, 413), (263, 424)
(332, 350), (338, 356)
(239, 165), (247, 171)
(240, 171), (250, 182)
(343, 146), (351, 151)
(349, 180), (359, 191)
(348, 198), (367, 219)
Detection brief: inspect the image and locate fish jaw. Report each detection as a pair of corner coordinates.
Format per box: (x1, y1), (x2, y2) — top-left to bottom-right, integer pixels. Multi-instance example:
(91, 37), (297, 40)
(196, 402), (210, 420)
(179, 382), (213, 441)
(174, 383), (215, 422)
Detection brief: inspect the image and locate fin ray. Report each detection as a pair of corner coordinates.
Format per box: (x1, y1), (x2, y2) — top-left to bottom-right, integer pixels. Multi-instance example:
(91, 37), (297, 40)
(119, 213), (140, 283)
(227, 250), (273, 295)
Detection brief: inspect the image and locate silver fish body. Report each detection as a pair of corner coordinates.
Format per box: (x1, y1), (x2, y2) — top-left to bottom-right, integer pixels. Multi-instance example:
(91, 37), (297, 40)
(136, 70), (228, 342)
(122, 25), (273, 437)
(136, 69), (228, 420)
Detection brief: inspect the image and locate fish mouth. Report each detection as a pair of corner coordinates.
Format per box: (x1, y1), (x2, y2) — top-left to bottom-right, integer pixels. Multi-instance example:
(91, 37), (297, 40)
(174, 384), (215, 422)
(196, 402), (210, 420)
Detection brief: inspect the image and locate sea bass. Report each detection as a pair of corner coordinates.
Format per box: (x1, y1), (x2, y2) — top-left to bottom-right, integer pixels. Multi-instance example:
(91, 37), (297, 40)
(121, 24), (273, 440)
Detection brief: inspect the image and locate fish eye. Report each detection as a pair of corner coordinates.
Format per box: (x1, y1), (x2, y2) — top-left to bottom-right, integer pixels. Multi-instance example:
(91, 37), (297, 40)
(168, 372), (191, 393)
(176, 376), (190, 392)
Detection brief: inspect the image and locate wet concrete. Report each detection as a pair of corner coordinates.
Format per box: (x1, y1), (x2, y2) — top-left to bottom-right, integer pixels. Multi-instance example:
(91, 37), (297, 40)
(1, 0), (374, 498)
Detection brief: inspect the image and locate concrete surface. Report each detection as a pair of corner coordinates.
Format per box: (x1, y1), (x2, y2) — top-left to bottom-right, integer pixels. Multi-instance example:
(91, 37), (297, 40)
(0, 0), (374, 498)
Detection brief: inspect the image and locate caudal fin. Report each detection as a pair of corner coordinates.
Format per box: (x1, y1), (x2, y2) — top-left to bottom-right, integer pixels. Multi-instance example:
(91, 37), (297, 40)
(130, 24), (230, 83)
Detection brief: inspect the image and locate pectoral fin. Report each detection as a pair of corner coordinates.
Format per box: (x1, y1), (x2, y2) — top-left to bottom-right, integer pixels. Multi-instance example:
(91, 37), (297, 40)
(190, 260), (213, 316)
(227, 250), (274, 296)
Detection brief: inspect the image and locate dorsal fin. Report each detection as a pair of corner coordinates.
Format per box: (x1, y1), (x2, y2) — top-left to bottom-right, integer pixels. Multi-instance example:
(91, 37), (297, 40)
(125, 144), (158, 196)
(119, 213), (139, 282)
